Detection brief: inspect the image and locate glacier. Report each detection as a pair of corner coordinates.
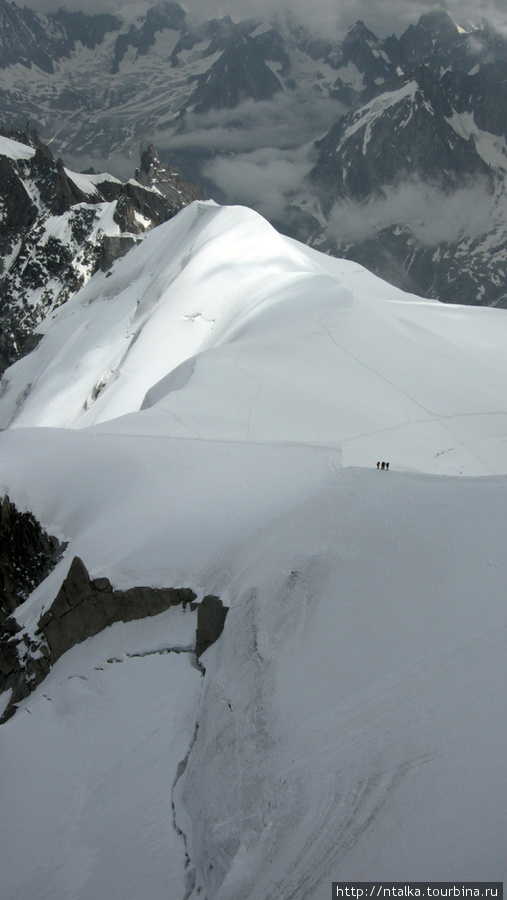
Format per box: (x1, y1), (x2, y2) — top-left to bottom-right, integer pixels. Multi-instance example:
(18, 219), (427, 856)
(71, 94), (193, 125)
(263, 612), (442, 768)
(0, 201), (506, 898)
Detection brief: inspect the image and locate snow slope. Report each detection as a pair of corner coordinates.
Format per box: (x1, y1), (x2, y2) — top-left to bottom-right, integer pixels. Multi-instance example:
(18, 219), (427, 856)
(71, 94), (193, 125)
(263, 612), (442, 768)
(2, 200), (507, 475)
(0, 202), (506, 898)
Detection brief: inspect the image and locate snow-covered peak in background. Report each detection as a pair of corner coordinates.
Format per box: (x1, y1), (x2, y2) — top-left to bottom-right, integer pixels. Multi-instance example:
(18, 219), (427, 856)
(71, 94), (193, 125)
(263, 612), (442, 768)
(0, 201), (506, 898)
(2, 200), (507, 476)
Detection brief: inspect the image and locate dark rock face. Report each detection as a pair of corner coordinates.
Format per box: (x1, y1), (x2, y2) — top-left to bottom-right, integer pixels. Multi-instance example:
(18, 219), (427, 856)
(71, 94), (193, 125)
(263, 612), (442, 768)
(134, 143), (203, 209)
(0, 135), (202, 375)
(0, 549), (229, 722)
(99, 235), (138, 271)
(52, 8), (120, 53)
(195, 595), (228, 659)
(0, 554), (199, 721)
(190, 36), (283, 113)
(31, 145), (91, 214)
(310, 67), (492, 208)
(0, 0), (67, 73)
(306, 59), (505, 307)
(99, 170), (199, 234)
(0, 154), (37, 249)
(0, 495), (66, 625)
(442, 62), (507, 140)
(112, 1), (185, 73)
(398, 11), (460, 70)
(169, 14), (257, 68)
(0, 0), (119, 72)
(37, 556), (197, 665)
(0, 496), (65, 718)
(332, 21), (398, 105)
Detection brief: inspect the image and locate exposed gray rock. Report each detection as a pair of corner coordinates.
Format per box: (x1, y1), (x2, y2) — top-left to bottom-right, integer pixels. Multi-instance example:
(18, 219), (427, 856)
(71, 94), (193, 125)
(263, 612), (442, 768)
(195, 595), (228, 659)
(0, 0), (119, 73)
(189, 35), (282, 113)
(99, 234), (138, 271)
(0, 554), (212, 722)
(37, 556), (196, 666)
(0, 495), (66, 624)
(111, 1), (185, 74)
(0, 135), (203, 376)
(134, 143), (202, 208)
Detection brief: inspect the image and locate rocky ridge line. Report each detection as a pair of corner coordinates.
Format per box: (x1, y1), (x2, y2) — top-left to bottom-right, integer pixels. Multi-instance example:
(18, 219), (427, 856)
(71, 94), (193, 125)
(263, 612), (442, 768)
(0, 128), (203, 376)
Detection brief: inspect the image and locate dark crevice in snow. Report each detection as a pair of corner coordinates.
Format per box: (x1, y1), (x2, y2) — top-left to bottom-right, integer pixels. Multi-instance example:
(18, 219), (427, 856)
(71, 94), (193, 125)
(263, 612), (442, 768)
(170, 598), (231, 898)
(172, 718), (202, 900)
(106, 645), (195, 663)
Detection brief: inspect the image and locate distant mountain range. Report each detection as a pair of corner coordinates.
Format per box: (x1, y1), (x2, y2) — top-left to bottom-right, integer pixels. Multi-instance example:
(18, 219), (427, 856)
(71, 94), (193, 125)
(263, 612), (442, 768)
(1, 1), (507, 307)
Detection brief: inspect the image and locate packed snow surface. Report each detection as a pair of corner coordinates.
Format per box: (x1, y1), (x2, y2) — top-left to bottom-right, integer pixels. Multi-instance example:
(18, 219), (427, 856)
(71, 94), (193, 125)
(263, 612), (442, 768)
(2, 200), (507, 476)
(0, 202), (506, 898)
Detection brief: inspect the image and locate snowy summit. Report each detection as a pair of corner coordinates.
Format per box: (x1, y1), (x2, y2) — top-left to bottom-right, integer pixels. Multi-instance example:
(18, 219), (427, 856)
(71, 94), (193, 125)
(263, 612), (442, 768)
(0, 201), (506, 898)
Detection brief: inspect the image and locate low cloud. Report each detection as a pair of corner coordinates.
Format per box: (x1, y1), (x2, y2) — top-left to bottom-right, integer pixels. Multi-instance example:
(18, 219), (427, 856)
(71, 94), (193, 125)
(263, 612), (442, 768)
(203, 146), (314, 219)
(196, 0), (506, 36)
(327, 178), (495, 246)
(159, 92), (344, 155)
(20, 0), (507, 37)
(152, 90), (342, 219)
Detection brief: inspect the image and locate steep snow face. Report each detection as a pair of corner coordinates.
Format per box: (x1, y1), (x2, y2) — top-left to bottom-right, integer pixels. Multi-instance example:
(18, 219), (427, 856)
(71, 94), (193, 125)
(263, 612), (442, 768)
(2, 201), (507, 475)
(0, 202), (507, 898)
(0, 134), (37, 160)
(177, 470), (507, 898)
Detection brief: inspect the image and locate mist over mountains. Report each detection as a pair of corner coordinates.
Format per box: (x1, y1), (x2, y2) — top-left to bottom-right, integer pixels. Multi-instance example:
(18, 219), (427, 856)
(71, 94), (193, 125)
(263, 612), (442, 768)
(1, 0), (507, 306)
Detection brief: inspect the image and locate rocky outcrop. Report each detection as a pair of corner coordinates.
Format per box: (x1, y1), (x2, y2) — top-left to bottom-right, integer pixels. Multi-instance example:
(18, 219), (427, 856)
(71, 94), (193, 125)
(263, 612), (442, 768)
(195, 595), (228, 659)
(305, 61), (506, 307)
(111, 1), (186, 73)
(190, 35), (283, 113)
(37, 556), (197, 667)
(99, 234), (138, 271)
(0, 495), (66, 718)
(0, 135), (203, 376)
(0, 495), (66, 625)
(29, 145), (92, 215)
(0, 0), (120, 72)
(309, 66), (492, 208)
(134, 143), (202, 208)
(0, 552), (227, 722)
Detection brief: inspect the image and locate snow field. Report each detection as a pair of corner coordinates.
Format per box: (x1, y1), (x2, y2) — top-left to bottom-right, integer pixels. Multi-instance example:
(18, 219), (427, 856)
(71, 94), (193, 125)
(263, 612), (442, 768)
(0, 202), (507, 897)
(0, 608), (201, 900)
(2, 202), (507, 475)
(179, 470), (507, 897)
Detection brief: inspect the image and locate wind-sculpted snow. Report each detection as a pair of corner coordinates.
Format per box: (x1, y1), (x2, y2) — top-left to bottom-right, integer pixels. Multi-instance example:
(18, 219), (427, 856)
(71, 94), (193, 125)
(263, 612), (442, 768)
(0, 202), (506, 897)
(2, 201), (507, 475)
(177, 470), (507, 897)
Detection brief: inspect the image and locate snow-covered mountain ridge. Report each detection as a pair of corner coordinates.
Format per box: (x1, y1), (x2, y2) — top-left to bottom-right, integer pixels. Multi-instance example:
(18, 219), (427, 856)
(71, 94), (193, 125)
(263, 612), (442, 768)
(0, 202), (506, 897)
(2, 200), (507, 475)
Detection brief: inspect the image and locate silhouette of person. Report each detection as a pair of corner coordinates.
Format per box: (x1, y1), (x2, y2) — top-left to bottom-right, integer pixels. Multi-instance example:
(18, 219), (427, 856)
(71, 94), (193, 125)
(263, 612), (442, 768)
(386, 462), (390, 470)
(377, 461), (380, 469)
(381, 461), (385, 470)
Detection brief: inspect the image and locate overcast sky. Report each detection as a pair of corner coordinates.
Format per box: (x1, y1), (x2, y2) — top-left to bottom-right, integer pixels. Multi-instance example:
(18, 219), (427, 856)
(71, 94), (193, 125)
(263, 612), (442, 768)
(21, 0), (507, 37)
